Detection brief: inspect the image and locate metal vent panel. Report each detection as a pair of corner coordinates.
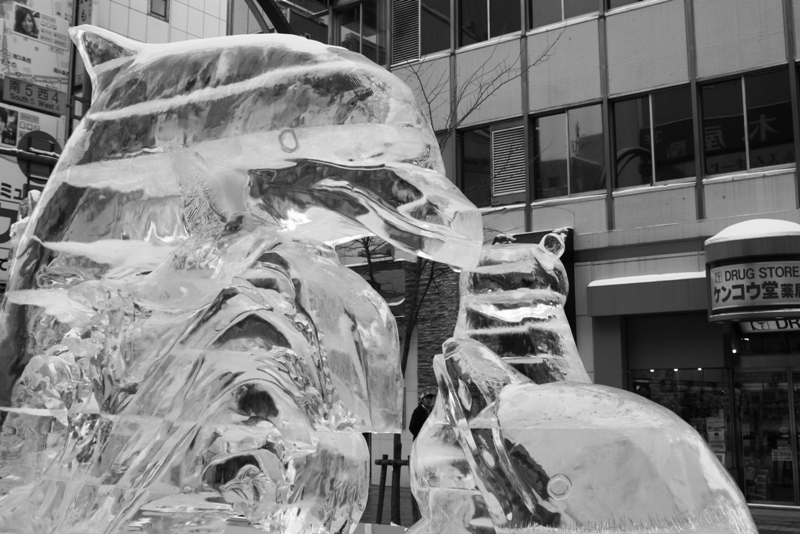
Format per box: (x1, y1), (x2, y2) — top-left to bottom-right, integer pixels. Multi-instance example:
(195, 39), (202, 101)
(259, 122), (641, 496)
(392, 0), (420, 64)
(492, 126), (526, 197)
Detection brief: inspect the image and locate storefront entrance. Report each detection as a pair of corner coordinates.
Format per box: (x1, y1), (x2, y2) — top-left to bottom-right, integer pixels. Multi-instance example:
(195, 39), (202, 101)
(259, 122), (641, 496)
(629, 365), (800, 507)
(734, 369), (800, 504)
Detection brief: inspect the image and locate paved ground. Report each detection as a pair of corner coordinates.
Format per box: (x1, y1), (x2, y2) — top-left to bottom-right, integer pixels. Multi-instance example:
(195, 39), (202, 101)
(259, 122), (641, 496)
(363, 485), (800, 533)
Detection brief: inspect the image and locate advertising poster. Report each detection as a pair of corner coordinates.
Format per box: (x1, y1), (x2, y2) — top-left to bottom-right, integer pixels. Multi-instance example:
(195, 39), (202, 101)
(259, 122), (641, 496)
(0, 0), (70, 286)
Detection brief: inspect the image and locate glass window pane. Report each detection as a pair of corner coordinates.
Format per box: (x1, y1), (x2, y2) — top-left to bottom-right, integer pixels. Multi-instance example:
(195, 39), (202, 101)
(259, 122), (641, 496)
(614, 97), (651, 188)
(630, 369), (733, 475)
(534, 113), (568, 199)
(489, 0), (520, 38)
(421, 0), (451, 56)
(460, 128), (492, 207)
(607, 0), (640, 9)
(460, 0), (488, 46)
(150, 0), (167, 18)
(530, 0), (561, 30)
(362, 1), (387, 64)
(568, 104), (604, 193)
(746, 69), (795, 168)
(339, 7), (361, 54)
(564, 0), (598, 19)
(652, 86), (695, 181)
(702, 79), (746, 175)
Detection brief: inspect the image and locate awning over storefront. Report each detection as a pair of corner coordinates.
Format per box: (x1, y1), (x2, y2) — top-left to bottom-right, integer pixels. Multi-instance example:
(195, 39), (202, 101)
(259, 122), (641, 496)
(588, 271), (707, 317)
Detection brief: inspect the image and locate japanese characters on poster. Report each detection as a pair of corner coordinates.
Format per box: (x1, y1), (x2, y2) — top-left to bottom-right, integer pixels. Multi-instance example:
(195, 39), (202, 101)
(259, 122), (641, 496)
(710, 261), (800, 313)
(0, 1), (71, 285)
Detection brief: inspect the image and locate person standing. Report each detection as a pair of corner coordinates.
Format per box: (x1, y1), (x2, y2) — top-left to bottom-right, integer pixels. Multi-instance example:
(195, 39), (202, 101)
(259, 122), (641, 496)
(410, 391), (435, 440)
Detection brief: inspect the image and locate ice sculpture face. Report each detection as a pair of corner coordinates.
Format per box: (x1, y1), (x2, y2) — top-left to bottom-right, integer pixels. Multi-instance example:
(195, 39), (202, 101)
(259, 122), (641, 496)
(409, 235), (758, 534)
(0, 26), (481, 533)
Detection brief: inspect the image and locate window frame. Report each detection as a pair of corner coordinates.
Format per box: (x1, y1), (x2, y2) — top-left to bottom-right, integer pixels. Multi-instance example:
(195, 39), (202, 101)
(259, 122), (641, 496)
(529, 0), (599, 33)
(335, 1), (388, 66)
(611, 84), (697, 190)
(458, 0), (522, 48)
(699, 67), (796, 178)
(456, 118), (526, 208)
(531, 103), (606, 201)
(148, 0), (169, 21)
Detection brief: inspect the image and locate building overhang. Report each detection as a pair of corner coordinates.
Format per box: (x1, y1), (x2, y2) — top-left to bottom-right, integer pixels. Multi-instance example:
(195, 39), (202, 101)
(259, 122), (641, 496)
(587, 272), (707, 317)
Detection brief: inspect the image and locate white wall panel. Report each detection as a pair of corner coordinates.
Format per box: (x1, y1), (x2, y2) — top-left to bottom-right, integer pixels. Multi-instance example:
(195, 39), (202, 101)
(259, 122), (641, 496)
(606, 0), (688, 96)
(456, 40), (522, 127)
(704, 171), (797, 220)
(393, 56), (451, 132)
(614, 184), (696, 230)
(529, 196), (607, 236)
(695, 0), (786, 79)
(528, 20), (601, 112)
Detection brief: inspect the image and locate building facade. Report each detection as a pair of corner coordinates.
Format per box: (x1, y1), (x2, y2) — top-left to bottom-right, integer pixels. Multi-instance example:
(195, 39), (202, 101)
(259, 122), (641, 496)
(319, 0), (800, 507)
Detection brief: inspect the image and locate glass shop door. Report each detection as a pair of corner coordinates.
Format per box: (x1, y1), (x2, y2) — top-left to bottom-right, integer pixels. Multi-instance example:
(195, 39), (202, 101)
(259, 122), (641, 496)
(734, 370), (799, 504)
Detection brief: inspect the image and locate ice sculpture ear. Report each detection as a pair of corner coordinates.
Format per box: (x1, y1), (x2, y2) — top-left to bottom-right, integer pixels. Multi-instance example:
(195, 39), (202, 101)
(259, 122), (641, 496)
(69, 25), (144, 104)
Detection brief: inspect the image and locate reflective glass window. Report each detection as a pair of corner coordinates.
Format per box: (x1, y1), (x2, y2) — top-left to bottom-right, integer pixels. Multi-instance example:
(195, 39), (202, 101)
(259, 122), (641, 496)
(614, 97), (651, 188)
(361, 1), (387, 64)
(653, 86), (695, 181)
(564, 0), (598, 19)
(421, 0), (451, 55)
(339, 7), (361, 54)
(489, 0), (520, 37)
(534, 113), (568, 199)
(460, 128), (492, 207)
(530, 0), (561, 30)
(460, 0), (488, 46)
(745, 70), (795, 168)
(702, 79), (746, 176)
(149, 0), (167, 19)
(568, 104), (604, 193)
(607, 0), (640, 9)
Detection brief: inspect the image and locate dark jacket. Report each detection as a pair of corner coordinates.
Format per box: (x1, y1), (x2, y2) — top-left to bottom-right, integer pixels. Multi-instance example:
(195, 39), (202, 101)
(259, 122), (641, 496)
(409, 404), (430, 439)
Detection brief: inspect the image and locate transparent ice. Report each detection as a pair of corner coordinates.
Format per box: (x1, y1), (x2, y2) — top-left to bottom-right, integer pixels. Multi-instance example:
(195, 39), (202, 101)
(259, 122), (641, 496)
(0, 23), (758, 534)
(0, 26), (480, 533)
(410, 235), (758, 534)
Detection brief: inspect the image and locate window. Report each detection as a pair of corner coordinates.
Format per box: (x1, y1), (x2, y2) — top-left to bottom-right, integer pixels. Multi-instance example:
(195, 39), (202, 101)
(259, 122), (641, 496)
(531, 0), (598, 31)
(702, 69), (795, 176)
(607, 0), (642, 9)
(614, 85), (695, 188)
(533, 104), (604, 199)
(338, 1), (387, 65)
(393, 0), (451, 63)
(460, 127), (492, 207)
(149, 0), (168, 20)
(458, 122), (526, 207)
(460, 0), (521, 47)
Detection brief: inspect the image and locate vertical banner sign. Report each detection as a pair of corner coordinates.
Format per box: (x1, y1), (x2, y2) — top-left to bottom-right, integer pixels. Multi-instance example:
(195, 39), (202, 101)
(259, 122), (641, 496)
(0, 0), (72, 286)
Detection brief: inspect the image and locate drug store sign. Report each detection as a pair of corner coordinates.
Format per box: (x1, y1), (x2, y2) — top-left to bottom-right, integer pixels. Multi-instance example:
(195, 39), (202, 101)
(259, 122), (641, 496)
(710, 261), (800, 314)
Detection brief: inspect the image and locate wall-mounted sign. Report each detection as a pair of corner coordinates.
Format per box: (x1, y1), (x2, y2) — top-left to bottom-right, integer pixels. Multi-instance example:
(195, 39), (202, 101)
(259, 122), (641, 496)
(740, 318), (800, 333)
(3, 77), (66, 116)
(709, 261), (800, 314)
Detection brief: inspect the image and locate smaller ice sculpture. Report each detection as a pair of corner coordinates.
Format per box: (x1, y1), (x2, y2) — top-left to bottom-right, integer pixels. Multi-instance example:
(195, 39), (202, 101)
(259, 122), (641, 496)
(410, 233), (758, 534)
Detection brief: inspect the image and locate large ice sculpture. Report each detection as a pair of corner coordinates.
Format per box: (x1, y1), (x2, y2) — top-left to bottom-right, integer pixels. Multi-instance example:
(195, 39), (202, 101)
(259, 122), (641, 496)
(0, 26), (482, 533)
(410, 234), (758, 534)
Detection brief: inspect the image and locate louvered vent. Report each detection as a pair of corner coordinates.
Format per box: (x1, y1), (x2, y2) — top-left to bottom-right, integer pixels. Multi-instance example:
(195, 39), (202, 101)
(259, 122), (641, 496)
(392, 0), (420, 64)
(492, 126), (526, 197)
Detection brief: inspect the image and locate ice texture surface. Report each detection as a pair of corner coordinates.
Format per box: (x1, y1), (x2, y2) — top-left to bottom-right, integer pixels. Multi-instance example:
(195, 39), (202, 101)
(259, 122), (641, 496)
(0, 25), (483, 533)
(410, 233), (758, 534)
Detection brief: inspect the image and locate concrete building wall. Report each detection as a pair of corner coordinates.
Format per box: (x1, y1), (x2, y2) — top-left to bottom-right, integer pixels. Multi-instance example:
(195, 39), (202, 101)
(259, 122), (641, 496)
(394, 56), (452, 132)
(456, 39), (522, 127)
(695, 0), (786, 79)
(606, 0), (688, 97)
(528, 20), (601, 112)
(96, 0), (228, 42)
(529, 196), (607, 235)
(613, 183), (696, 230)
(703, 169), (798, 220)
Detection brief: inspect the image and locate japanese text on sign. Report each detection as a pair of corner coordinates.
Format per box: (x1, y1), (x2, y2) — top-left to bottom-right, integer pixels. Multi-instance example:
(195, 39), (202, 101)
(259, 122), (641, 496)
(2, 77), (66, 116)
(710, 261), (800, 312)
